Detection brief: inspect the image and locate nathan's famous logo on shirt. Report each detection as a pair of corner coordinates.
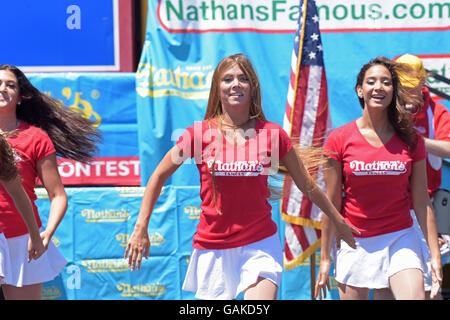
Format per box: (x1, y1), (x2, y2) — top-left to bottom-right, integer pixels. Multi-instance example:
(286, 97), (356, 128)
(172, 122), (282, 175)
(12, 150), (22, 163)
(350, 160), (407, 176)
(81, 259), (131, 273)
(207, 160), (264, 176)
(136, 62), (213, 100)
(116, 283), (167, 298)
(81, 208), (131, 222)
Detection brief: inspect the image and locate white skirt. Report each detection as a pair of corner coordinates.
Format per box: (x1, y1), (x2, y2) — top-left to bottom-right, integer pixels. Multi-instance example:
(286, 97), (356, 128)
(182, 233), (283, 300)
(332, 226), (429, 289)
(4, 230), (67, 287)
(0, 233), (12, 285)
(410, 210), (433, 291)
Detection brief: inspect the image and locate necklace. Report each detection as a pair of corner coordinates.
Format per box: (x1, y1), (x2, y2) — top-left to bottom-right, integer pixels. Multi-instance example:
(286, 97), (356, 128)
(218, 114), (250, 130)
(218, 115), (255, 145)
(0, 120), (20, 134)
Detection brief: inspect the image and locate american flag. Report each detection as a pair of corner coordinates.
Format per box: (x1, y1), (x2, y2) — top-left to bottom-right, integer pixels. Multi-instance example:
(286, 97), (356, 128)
(281, 0), (331, 270)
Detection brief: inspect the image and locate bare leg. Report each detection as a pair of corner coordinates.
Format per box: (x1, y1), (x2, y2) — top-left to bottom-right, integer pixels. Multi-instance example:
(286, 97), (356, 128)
(373, 288), (394, 300)
(374, 287), (443, 300)
(338, 282), (370, 300)
(389, 268), (425, 300)
(2, 283), (42, 300)
(244, 276), (278, 300)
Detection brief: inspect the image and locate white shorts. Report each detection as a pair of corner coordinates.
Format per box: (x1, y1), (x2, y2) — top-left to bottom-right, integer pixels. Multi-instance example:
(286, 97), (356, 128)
(5, 230), (67, 287)
(182, 233), (283, 300)
(410, 210), (433, 291)
(332, 226), (428, 289)
(0, 233), (12, 285)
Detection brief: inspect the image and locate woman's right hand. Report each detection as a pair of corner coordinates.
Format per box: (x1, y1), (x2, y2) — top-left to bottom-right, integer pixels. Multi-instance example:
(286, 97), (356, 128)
(27, 235), (46, 261)
(315, 258), (332, 300)
(124, 228), (150, 271)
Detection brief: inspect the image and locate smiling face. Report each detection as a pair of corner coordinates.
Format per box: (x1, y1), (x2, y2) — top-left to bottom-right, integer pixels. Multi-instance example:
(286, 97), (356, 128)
(0, 70), (20, 111)
(218, 63), (251, 113)
(356, 64), (394, 111)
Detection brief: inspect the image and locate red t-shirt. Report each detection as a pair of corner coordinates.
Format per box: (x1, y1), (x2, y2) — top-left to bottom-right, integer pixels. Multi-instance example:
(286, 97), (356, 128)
(412, 87), (450, 197)
(323, 120), (426, 238)
(176, 119), (293, 249)
(0, 121), (56, 238)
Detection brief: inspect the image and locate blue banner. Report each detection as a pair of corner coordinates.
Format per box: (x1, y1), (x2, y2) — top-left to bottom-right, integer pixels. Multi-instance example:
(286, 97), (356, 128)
(1, 0), (120, 71)
(27, 73), (140, 185)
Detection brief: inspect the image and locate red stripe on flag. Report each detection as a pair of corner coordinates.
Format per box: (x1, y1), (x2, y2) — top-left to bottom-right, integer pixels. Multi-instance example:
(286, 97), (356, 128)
(290, 67), (311, 138)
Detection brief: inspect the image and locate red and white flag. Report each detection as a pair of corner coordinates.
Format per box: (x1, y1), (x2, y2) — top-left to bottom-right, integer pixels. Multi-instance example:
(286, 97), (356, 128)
(281, 0), (332, 270)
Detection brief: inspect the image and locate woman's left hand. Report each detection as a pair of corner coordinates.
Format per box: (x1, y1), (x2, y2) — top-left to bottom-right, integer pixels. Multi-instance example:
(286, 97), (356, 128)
(40, 229), (53, 250)
(334, 218), (359, 249)
(430, 257), (442, 299)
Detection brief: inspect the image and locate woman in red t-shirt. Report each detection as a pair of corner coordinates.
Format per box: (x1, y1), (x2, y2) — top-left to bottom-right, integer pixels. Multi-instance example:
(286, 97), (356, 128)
(0, 133), (45, 285)
(315, 57), (442, 300)
(0, 65), (101, 300)
(125, 53), (358, 300)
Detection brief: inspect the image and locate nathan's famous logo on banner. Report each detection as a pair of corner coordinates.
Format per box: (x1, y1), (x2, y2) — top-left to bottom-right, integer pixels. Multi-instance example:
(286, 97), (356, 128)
(419, 54), (450, 98)
(81, 208), (131, 223)
(158, 0), (300, 33)
(114, 186), (146, 197)
(81, 259), (131, 273)
(42, 286), (62, 300)
(45, 87), (102, 128)
(115, 232), (166, 247)
(184, 205), (201, 219)
(116, 283), (167, 298)
(316, 0), (449, 32)
(157, 0), (449, 33)
(136, 62), (213, 100)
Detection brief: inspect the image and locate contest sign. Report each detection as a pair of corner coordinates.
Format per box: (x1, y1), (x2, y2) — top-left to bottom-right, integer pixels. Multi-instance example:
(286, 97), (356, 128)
(1, 0), (135, 72)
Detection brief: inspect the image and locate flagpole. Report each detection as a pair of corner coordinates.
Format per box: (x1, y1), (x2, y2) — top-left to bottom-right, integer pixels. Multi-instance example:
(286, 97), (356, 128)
(310, 252), (316, 300)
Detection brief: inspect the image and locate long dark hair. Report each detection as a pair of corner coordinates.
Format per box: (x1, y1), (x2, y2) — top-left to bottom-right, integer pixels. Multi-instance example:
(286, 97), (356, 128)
(0, 64), (102, 163)
(0, 133), (18, 181)
(355, 56), (422, 151)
